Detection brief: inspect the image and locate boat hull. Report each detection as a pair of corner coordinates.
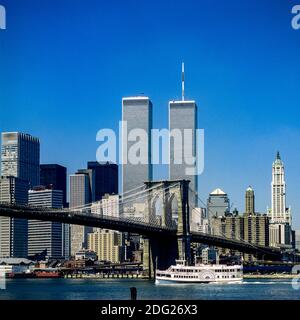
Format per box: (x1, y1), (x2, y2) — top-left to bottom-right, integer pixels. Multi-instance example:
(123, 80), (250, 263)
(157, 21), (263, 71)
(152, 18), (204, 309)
(155, 277), (243, 285)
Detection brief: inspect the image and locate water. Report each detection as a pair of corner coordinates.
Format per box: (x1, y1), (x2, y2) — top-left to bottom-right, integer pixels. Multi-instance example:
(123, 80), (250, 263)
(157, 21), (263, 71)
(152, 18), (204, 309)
(0, 278), (300, 300)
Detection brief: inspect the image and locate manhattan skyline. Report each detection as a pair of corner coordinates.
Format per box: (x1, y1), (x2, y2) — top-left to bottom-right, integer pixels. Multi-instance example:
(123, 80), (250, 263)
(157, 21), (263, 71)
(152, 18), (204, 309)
(0, 0), (299, 227)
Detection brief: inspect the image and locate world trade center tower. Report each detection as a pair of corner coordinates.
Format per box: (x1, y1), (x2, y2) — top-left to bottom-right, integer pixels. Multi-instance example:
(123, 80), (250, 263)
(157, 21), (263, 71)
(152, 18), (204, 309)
(122, 96), (153, 195)
(169, 64), (198, 208)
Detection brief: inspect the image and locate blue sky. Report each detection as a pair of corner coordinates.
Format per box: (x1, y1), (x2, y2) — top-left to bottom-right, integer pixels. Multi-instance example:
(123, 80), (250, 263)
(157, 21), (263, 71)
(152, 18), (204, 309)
(0, 0), (300, 226)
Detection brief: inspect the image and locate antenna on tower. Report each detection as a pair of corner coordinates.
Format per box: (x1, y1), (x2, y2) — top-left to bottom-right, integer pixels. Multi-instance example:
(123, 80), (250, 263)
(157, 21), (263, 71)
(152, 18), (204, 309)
(181, 62), (185, 101)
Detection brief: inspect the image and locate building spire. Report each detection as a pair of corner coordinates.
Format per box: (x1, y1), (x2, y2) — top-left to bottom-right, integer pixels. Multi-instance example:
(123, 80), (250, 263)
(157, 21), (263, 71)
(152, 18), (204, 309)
(181, 62), (185, 101)
(276, 151), (281, 160)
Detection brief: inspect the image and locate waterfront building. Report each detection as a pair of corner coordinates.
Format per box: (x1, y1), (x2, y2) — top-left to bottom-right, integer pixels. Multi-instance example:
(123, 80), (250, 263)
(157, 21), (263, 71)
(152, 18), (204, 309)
(75, 249), (97, 262)
(207, 188), (230, 225)
(211, 212), (244, 241)
(0, 176), (29, 258)
(243, 187), (270, 261)
(243, 213), (269, 261)
(0, 258), (34, 276)
(1, 132), (40, 188)
(90, 194), (125, 260)
(122, 96), (153, 194)
(70, 172), (93, 256)
(211, 210), (243, 256)
(87, 161), (118, 201)
(28, 187), (64, 259)
(268, 152), (292, 247)
(40, 164), (67, 207)
(88, 229), (124, 263)
(169, 64), (198, 207)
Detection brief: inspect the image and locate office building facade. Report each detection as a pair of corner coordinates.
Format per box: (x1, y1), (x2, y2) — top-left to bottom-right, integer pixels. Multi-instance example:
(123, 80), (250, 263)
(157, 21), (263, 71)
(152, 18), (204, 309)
(169, 100), (198, 207)
(70, 172), (93, 256)
(207, 188), (230, 224)
(1, 132), (40, 188)
(122, 96), (153, 194)
(245, 186), (255, 215)
(87, 161), (118, 201)
(0, 176), (29, 258)
(0, 132), (40, 258)
(28, 188), (64, 259)
(268, 152), (292, 247)
(243, 213), (269, 261)
(88, 229), (123, 263)
(40, 164), (67, 207)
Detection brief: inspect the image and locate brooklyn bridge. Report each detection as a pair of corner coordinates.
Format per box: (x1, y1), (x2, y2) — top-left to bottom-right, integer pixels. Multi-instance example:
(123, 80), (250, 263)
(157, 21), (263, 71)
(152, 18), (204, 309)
(0, 179), (290, 278)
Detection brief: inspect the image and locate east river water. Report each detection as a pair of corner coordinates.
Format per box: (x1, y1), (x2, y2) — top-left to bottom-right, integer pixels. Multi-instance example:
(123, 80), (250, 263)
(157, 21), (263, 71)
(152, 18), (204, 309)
(1, 278), (300, 300)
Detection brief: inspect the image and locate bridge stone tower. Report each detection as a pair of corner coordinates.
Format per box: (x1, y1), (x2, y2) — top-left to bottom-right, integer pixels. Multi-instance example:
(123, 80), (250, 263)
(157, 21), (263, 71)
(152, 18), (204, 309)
(142, 180), (191, 279)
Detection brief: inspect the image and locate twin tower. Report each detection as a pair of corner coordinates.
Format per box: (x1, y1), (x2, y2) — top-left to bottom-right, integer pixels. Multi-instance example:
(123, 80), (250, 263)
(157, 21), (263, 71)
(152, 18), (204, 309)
(121, 65), (198, 207)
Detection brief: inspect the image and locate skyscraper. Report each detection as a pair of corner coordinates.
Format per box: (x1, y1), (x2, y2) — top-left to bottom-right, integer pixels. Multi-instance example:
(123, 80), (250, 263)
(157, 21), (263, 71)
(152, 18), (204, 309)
(76, 168), (95, 202)
(40, 164), (67, 207)
(89, 193), (124, 262)
(87, 161), (118, 201)
(243, 187), (270, 261)
(28, 188), (64, 259)
(0, 132), (39, 258)
(245, 186), (255, 215)
(207, 188), (230, 223)
(0, 176), (28, 258)
(169, 64), (198, 207)
(268, 152), (292, 247)
(269, 152), (291, 224)
(122, 96), (153, 194)
(70, 172), (93, 256)
(1, 132), (40, 188)
(243, 213), (269, 261)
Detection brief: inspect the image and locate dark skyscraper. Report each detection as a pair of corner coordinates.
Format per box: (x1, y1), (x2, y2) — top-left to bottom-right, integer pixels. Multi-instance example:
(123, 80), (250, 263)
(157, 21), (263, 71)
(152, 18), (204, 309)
(87, 161), (118, 201)
(40, 164), (67, 207)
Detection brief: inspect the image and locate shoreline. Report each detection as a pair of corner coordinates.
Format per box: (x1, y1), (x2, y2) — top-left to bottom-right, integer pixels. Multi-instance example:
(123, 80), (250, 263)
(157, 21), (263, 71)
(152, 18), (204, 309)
(6, 274), (296, 280)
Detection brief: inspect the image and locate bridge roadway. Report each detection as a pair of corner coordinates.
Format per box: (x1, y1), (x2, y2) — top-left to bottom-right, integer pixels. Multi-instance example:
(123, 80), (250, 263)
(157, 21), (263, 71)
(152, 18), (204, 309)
(0, 203), (283, 257)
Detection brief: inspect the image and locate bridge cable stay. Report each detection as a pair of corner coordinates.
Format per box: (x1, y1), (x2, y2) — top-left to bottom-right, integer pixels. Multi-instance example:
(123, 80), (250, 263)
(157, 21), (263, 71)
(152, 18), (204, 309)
(121, 182), (180, 206)
(118, 182), (180, 228)
(120, 184), (146, 196)
(67, 182), (180, 230)
(71, 182), (165, 212)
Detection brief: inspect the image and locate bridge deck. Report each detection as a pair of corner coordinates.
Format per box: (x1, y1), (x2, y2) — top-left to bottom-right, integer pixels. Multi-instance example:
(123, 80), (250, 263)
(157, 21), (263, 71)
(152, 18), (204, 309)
(0, 204), (285, 257)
